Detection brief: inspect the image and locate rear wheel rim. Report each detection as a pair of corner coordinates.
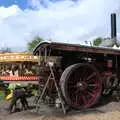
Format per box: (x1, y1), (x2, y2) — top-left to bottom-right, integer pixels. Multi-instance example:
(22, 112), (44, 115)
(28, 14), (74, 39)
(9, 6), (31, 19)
(63, 64), (102, 109)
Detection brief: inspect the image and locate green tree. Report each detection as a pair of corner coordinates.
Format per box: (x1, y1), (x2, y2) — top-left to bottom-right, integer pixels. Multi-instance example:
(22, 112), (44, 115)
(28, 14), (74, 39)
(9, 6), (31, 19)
(93, 37), (103, 46)
(27, 36), (44, 51)
(93, 37), (112, 46)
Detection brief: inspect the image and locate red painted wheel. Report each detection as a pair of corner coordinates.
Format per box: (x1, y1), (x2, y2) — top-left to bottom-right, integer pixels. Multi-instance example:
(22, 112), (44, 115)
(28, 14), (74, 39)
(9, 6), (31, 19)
(60, 63), (102, 109)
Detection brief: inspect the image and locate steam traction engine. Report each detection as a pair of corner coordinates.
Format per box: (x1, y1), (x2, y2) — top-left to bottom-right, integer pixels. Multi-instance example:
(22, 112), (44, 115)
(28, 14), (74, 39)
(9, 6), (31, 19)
(33, 41), (120, 111)
(33, 14), (120, 112)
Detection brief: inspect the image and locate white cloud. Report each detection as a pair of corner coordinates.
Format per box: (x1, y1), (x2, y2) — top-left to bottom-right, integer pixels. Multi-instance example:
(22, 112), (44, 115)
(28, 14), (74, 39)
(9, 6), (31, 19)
(0, 0), (120, 51)
(0, 5), (21, 19)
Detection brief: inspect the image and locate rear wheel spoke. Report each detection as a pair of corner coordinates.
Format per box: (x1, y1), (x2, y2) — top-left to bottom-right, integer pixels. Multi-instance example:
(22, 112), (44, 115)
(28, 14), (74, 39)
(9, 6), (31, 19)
(81, 95), (87, 105)
(87, 91), (95, 98)
(88, 84), (99, 87)
(86, 72), (97, 81)
(61, 64), (102, 109)
(75, 95), (78, 104)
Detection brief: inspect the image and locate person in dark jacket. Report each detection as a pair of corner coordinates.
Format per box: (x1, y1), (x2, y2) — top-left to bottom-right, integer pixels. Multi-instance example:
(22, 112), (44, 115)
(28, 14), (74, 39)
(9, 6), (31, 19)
(9, 86), (29, 113)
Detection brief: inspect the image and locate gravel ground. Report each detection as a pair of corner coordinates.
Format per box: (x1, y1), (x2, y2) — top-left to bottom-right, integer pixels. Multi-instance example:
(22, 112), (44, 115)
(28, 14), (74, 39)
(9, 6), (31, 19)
(1, 96), (120, 120)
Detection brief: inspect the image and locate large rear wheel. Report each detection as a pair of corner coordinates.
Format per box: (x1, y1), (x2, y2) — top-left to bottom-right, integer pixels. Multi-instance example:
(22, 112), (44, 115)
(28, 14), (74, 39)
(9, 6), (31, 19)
(60, 63), (102, 109)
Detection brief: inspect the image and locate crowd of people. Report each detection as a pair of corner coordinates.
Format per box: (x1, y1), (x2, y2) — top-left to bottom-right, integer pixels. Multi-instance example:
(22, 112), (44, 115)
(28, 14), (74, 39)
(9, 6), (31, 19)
(0, 65), (35, 76)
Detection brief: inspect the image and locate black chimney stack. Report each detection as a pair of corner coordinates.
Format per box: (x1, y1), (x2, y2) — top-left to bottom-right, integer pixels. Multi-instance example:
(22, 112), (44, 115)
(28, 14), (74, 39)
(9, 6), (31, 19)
(111, 13), (117, 40)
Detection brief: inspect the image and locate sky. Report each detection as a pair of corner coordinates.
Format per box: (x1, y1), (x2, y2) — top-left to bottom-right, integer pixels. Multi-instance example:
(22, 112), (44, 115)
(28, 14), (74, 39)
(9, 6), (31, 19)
(0, 0), (120, 51)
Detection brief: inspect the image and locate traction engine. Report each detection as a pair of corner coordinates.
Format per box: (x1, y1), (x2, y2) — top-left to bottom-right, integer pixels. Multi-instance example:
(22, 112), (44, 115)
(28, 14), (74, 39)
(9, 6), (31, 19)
(33, 13), (120, 112)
